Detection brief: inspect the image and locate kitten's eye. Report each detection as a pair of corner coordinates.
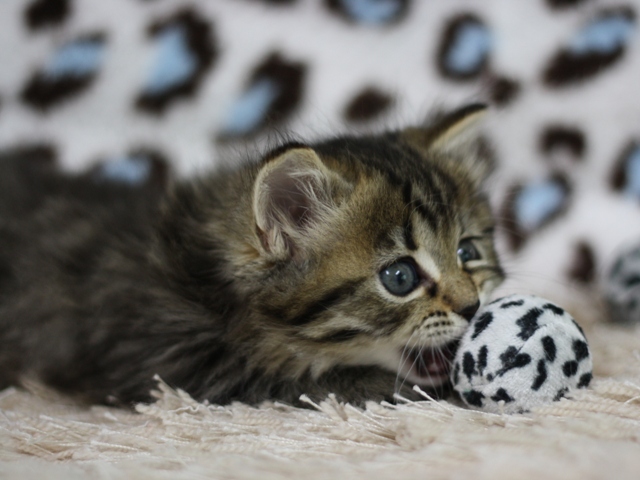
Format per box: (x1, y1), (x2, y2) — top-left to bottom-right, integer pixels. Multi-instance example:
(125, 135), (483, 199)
(457, 239), (481, 263)
(379, 259), (419, 296)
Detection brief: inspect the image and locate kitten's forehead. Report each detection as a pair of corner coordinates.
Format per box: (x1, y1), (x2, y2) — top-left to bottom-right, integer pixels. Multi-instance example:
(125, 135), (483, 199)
(314, 133), (434, 183)
(314, 133), (475, 213)
(322, 128), (481, 176)
(311, 132), (488, 266)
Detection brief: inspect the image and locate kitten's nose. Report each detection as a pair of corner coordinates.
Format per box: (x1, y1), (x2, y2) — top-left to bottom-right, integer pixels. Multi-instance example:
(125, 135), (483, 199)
(457, 301), (480, 322)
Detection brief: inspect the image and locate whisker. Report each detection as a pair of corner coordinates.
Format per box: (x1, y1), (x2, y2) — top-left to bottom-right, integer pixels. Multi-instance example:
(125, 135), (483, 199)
(395, 331), (417, 387)
(395, 332), (422, 396)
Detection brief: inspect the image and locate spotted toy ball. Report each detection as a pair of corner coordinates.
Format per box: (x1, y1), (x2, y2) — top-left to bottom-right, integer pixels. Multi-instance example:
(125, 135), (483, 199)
(451, 295), (593, 414)
(604, 244), (640, 324)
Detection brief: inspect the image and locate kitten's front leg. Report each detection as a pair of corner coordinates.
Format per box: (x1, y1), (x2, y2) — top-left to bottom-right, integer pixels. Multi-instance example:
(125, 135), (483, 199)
(293, 365), (425, 407)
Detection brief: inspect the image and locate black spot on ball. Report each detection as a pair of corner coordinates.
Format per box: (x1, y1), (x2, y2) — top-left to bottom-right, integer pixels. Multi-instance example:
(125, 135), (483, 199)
(531, 359), (548, 391)
(572, 339), (589, 361)
(471, 311), (493, 340)
(516, 308), (544, 340)
(477, 345), (488, 376)
(543, 303), (565, 316)
(498, 346), (532, 376)
(463, 389), (485, 407)
(554, 387), (569, 401)
(500, 299), (524, 309)
(578, 372), (592, 388)
(563, 360), (579, 377)
(462, 351), (476, 381)
(541, 336), (557, 362)
(499, 346), (517, 363)
(490, 388), (514, 403)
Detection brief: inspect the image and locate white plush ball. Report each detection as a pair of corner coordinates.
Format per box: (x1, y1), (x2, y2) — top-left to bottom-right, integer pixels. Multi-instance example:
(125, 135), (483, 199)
(451, 294), (593, 414)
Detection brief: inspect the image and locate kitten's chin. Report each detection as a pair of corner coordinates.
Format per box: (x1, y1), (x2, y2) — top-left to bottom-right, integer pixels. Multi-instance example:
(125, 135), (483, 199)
(398, 340), (459, 387)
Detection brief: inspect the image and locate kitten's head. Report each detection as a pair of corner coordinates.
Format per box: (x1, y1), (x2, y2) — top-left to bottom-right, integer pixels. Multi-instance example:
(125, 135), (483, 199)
(246, 104), (503, 388)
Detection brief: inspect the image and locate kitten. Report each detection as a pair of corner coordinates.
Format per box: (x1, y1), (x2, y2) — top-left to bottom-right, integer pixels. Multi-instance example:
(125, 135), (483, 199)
(0, 104), (503, 407)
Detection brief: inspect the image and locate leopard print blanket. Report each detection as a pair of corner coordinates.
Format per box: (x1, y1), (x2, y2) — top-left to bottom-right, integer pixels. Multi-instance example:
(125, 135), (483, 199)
(3, 0), (640, 313)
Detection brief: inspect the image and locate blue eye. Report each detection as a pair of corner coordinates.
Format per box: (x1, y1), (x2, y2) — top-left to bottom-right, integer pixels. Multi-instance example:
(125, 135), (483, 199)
(379, 259), (419, 296)
(457, 239), (481, 263)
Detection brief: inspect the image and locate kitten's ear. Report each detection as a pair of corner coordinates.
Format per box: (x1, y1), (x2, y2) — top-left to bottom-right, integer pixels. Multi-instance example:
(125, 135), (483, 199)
(404, 103), (493, 182)
(253, 146), (340, 261)
(427, 103), (487, 153)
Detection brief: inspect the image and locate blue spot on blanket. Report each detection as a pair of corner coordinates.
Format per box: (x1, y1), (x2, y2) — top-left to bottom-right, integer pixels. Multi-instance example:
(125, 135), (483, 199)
(144, 25), (197, 95)
(222, 79), (280, 136)
(623, 146), (640, 198)
(445, 20), (491, 75)
(44, 38), (105, 80)
(515, 179), (568, 231)
(569, 13), (635, 55)
(338, 0), (403, 25)
(95, 156), (151, 185)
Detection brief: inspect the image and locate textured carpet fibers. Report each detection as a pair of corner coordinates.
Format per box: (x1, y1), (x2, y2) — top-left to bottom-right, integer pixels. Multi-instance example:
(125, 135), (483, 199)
(1, 318), (640, 479)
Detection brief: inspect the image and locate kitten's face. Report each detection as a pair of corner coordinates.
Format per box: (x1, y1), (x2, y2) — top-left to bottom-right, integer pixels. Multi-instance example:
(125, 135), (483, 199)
(249, 105), (503, 387)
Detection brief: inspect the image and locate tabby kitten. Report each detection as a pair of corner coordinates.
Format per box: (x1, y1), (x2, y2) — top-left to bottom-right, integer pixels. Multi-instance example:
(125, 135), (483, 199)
(0, 104), (503, 407)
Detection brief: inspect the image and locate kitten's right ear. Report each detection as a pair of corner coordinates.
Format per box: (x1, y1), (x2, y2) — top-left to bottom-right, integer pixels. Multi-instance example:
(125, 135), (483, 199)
(403, 103), (494, 184)
(253, 146), (341, 262)
(427, 103), (487, 154)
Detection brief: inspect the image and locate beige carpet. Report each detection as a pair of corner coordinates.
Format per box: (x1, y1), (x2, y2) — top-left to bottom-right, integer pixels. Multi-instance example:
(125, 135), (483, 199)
(1, 311), (640, 480)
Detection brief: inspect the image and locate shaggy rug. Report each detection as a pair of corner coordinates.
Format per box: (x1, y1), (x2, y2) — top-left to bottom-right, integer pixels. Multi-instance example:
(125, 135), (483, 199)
(2, 0), (640, 478)
(2, 354), (640, 479)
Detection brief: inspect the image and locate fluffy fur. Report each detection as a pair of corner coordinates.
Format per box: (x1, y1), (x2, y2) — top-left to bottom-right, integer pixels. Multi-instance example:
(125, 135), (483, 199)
(0, 105), (503, 407)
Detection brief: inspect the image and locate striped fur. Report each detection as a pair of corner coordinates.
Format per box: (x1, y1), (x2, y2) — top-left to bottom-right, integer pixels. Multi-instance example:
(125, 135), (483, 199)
(0, 105), (503, 407)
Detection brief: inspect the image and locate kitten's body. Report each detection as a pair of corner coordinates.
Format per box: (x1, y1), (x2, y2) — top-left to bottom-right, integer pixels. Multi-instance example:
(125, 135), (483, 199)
(0, 105), (503, 407)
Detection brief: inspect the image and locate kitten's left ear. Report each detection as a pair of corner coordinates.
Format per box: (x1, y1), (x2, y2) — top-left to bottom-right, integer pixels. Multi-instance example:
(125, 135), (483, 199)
(253, 146), (345, 262)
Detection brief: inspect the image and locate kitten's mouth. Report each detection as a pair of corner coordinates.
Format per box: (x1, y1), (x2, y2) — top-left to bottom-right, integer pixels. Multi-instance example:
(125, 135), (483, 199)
(399, 340), (459, 387)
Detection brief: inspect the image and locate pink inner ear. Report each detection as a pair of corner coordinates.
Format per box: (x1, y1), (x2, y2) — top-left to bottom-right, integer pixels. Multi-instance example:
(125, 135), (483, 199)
(265, 168), (321, 229)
